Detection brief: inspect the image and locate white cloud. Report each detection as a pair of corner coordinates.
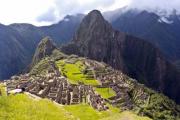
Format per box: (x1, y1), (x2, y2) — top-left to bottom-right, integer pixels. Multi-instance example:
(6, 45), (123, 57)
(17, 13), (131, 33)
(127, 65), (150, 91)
(128, 0), (180, 14)
(0, 0), (179, 26)
(0, 0), (130, 26)
(36, 0), (131, 25)
(0, 0), (54, 26)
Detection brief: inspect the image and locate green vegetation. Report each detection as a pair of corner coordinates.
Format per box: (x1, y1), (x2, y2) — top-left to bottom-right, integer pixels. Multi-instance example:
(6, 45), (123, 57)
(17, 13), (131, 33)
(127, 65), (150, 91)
(133, 88), (180, 120)
(139, 93), (180, 120)
(30, 58), (51, 75)
(0, 84), (6, 96)
(64, 104), (119, 120)
(95, 88), (116, 99)
(56, 59), (99, 85)
(64, 103), (151, 120)
(0, 95), (73, 120)
(101, 111), (151, 120)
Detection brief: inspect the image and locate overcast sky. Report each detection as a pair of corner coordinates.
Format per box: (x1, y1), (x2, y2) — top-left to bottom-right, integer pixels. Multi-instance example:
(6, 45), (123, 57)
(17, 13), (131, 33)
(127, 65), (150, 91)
(0, 0), (179, 26)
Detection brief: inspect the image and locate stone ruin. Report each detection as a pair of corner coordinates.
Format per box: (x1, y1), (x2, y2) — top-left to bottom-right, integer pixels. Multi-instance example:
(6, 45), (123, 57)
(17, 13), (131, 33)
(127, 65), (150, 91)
(5, 58), (150, 111)
(5, 69), (108, 111)
(100, 71), (150, 110)
(85, 59), (150, 110)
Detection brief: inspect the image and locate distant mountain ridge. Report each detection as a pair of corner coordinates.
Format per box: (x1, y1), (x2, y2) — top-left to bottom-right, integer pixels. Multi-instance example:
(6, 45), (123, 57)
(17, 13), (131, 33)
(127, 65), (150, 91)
(0, 23), (30, 80)
(104, 8), (180, 62)
(0, 14), (83, 80)
(61, 10), (180, 104)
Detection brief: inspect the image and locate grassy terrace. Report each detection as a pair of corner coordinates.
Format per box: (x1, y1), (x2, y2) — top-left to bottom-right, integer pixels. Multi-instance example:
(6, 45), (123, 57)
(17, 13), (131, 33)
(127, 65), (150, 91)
(56, 60), (99, 86)
(56, 59), (116, 99)
(95, 88), (116, 99)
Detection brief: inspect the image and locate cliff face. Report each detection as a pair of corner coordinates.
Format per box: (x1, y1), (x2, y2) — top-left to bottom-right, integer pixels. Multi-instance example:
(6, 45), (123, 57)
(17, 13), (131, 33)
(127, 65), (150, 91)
(107, 9), (180, 61)
(61, 10), (180, 103)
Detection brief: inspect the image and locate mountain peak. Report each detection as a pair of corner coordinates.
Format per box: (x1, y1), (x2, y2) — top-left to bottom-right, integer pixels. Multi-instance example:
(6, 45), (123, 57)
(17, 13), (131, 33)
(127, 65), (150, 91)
(35, 36), (56, 58)
(62, 10), (116, 58)
(87, 10), (103, 17)
(39, 36), (53, 45)
(73, 10), (113, 43)
(86, 10), (104, 21)
(30, 36), (57, 68)
(80, 10), (107, 27)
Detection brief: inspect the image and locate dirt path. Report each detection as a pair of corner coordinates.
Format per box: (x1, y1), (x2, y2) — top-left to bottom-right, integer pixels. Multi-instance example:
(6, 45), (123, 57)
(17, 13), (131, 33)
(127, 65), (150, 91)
(25, 92), (42, 100)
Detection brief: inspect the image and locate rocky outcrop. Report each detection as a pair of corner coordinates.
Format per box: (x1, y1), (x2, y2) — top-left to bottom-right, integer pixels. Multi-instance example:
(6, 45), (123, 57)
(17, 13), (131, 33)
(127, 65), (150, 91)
(61, 10), (180, 103)
(30, 37), (57, 69)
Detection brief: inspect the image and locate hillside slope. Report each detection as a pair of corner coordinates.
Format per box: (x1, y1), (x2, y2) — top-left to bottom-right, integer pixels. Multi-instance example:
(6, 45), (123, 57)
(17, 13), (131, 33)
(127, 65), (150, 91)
(0, 24), (31, 80)
(3, 38), (180, 120)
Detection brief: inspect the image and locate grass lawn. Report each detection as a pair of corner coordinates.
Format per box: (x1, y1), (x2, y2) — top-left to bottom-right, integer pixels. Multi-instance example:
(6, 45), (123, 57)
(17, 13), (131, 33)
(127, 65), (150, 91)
(0, 91), (74, 120)
(64, 104), (151, 120)
(56, 60), (99, 85)
(0, 95), (74, 120)
(95, 88), (116, 99)
(64, 103), (119, 120)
